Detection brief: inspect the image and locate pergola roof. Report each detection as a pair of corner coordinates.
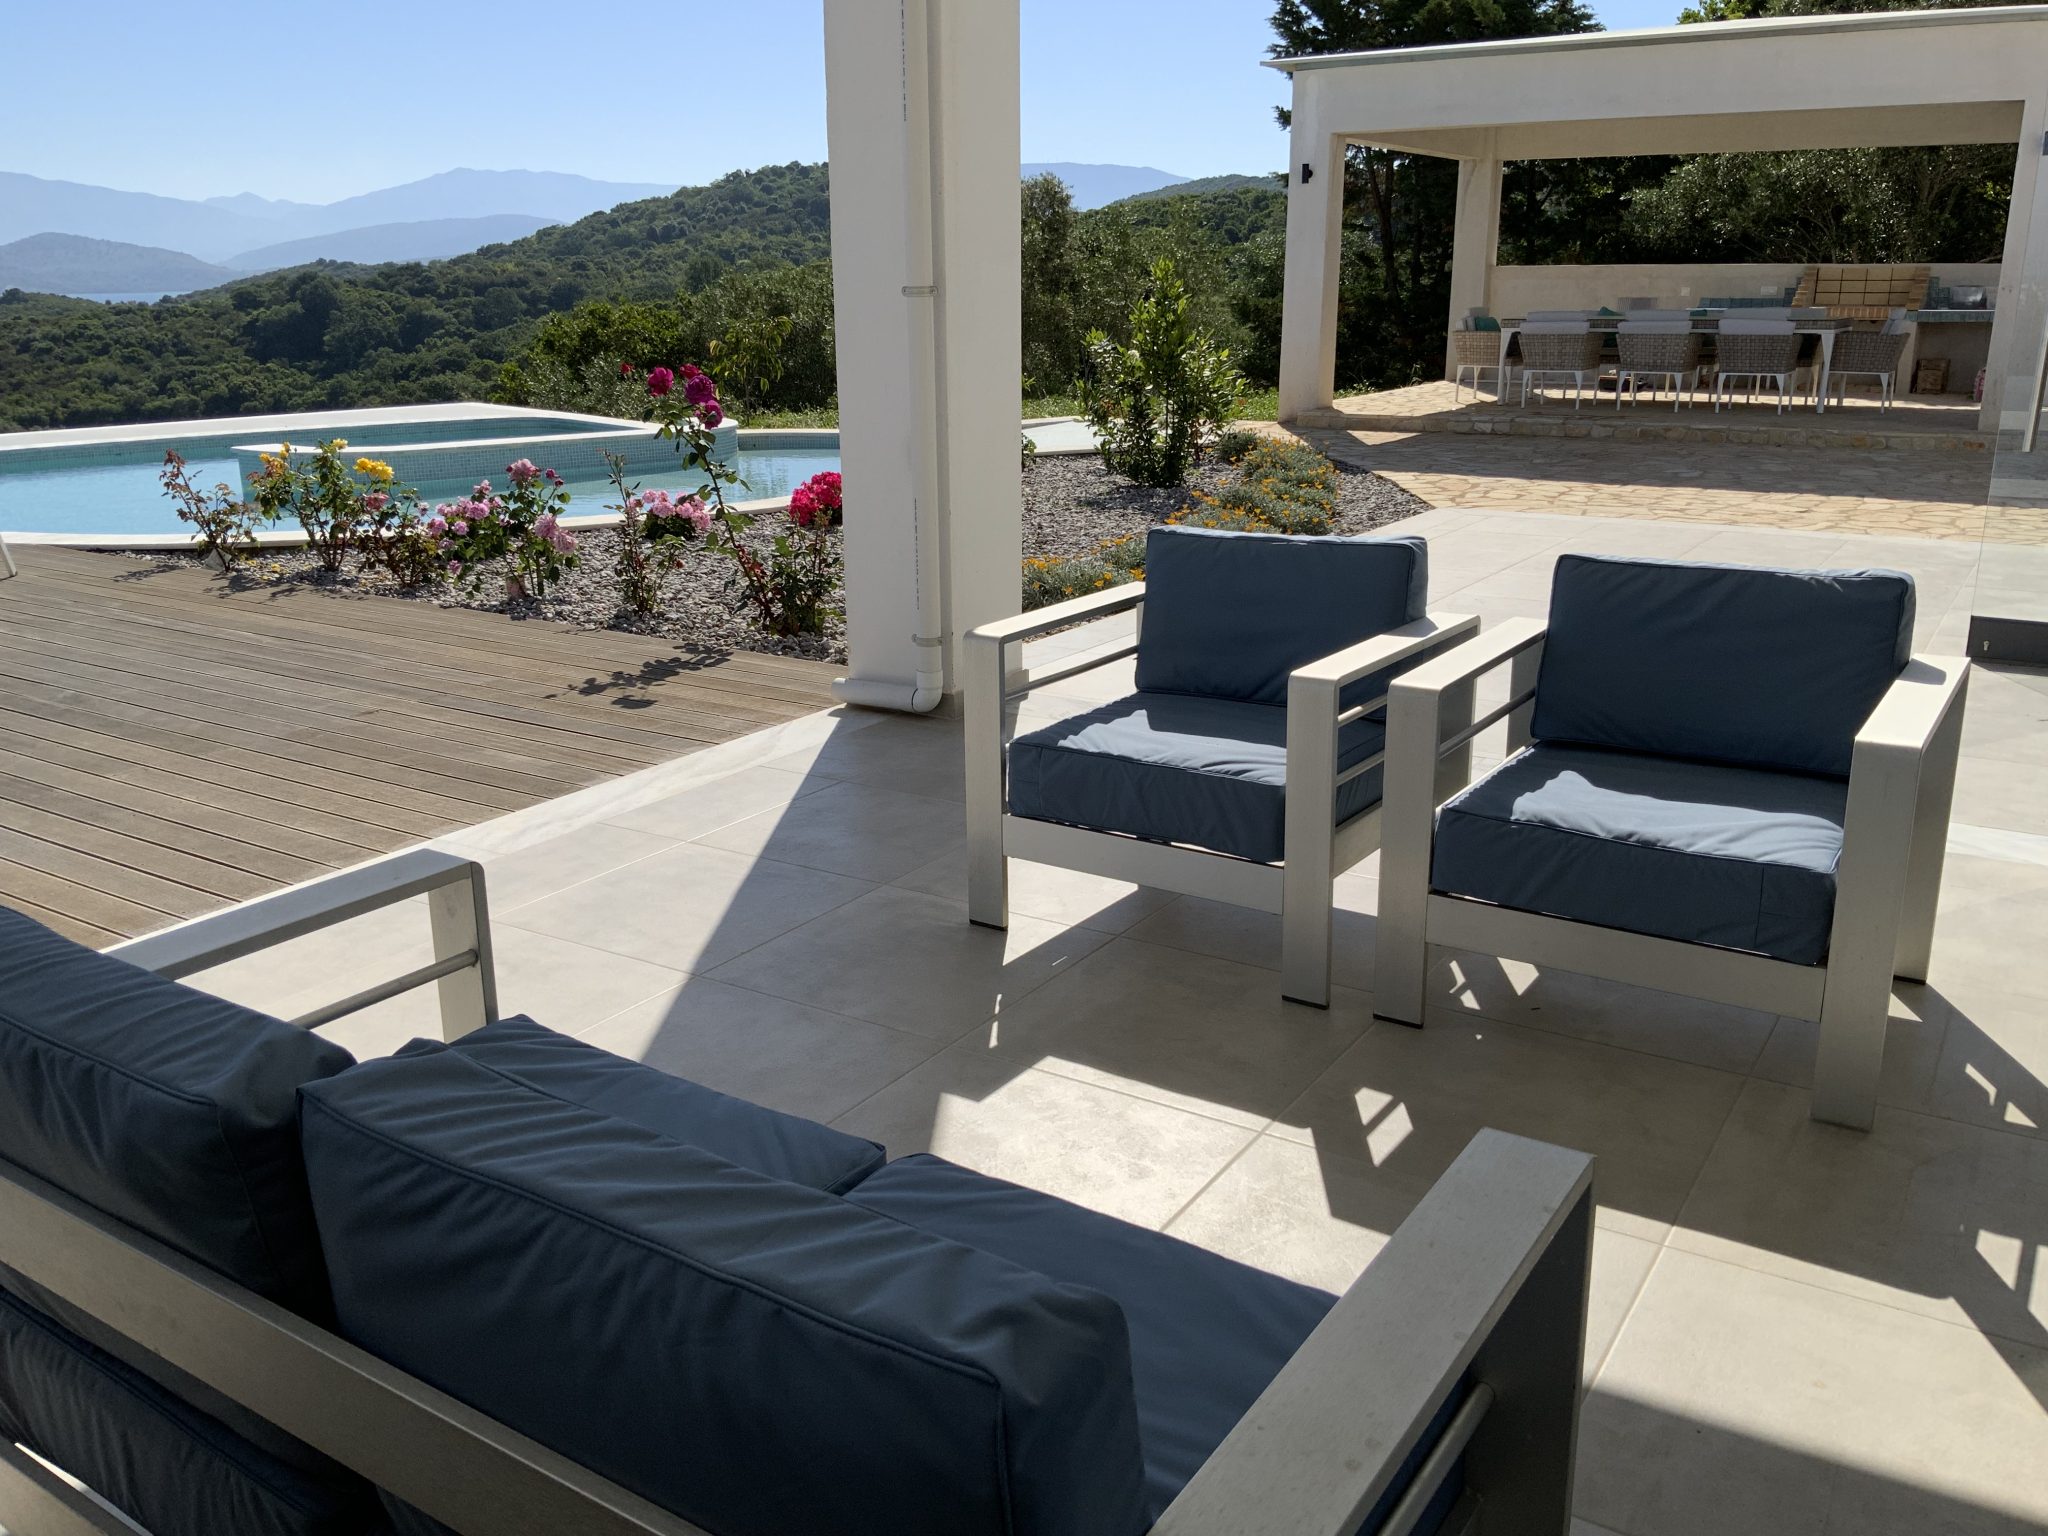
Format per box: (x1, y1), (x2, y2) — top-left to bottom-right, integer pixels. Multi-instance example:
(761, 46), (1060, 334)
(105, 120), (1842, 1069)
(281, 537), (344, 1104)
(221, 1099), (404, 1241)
(1263, 5), (2048, 159)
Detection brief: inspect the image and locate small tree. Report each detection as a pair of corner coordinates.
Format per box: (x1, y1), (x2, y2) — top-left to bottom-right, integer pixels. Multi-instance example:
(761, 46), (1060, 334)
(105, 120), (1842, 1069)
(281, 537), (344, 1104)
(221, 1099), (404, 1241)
(1079, 258), (1245, 489)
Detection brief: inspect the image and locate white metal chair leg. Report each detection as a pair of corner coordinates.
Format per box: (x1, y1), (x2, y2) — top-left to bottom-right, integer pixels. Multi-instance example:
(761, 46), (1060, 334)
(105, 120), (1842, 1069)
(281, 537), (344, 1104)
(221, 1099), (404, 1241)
(1894, 669), (1966, 983)
(0, 536), (16, 581)
(965, 629), (1011, 929)
(1281, 669), (1341, 1008)
(1374, 685), (1442, 1027)
(428, 869), (497, 1041)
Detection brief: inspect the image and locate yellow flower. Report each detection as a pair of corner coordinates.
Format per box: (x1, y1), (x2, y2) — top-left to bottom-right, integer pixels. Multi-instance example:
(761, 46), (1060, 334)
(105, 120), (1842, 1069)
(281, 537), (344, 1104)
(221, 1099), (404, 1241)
(354, 457), (396, 483)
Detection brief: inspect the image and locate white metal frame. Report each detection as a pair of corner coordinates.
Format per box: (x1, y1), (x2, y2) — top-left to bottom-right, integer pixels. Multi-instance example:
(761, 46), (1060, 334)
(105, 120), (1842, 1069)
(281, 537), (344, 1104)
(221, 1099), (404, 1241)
(965, 585), (1479, 1008)
(1374, 621), (1970, 1131)
(0, 844), (1597, 1535)
(0, 535), (17, 581)
(107, 847), (499, 1041)
(1451, 358), (1508, 405)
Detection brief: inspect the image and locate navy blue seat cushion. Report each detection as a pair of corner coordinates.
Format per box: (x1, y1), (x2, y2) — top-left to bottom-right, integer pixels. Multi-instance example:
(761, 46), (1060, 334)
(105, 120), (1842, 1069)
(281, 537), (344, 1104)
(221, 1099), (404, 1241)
(0, 905), (355, 1314)
(1007, 691), (1386, 864)
(301, 1050), (1149, 1536)
(400, 1014), (884, 1194)
(0, 1284), (372, 1536)
(1432, 744), (1850, 964)
(1532, 553), (1914, 777)
(1134, 526), (1428, 709)
(846, 1154), (1335, 1520)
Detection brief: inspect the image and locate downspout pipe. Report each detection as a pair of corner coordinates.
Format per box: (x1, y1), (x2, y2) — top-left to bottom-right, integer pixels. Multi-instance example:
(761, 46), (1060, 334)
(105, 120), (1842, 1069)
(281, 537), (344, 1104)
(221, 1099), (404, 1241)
(838, 0), (946, 714)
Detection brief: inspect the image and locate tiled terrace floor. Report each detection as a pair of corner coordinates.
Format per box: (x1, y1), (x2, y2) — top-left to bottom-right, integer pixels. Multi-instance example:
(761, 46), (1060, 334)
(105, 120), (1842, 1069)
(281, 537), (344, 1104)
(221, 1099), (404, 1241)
(187, 509), (2048, 1536)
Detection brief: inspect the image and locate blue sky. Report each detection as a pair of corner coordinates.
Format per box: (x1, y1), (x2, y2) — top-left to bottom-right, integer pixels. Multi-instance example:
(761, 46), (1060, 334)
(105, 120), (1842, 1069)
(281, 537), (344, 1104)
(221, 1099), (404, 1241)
(2, 0), (1682, 203)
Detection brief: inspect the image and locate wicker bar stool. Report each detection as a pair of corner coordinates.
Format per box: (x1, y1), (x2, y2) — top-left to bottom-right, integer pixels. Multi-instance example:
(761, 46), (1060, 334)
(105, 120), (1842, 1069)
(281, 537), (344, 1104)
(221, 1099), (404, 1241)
(1615, 321), (1704, 411)
(1518, 323), (1607, 409)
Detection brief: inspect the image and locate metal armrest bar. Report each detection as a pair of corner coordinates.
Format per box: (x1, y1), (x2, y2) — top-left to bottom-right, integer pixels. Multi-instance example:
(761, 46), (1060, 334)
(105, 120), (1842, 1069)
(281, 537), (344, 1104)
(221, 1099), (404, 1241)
(106, 847), (498, 1043)
(289, 951), (480, 1030)
(1437, 688), (1537, 758)
(1334, 748), (1388, 789)
(1391, 618), (1546, 696)
(1376, 1383), (1494, 1536)
(968, 581), (1146, 648)
(0, 1439), (147, 1536)
(1336, 692), (1390, 728)
(1005, 636), (1139, 697)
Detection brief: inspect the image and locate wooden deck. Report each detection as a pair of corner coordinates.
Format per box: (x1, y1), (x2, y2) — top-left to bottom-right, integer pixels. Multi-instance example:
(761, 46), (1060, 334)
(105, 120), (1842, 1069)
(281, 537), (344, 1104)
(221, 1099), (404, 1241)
(0, 546), (841, 948)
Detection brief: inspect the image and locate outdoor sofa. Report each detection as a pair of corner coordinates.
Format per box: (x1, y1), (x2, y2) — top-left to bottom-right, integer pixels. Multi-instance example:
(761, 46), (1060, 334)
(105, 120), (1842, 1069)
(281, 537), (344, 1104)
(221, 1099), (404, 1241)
(1373, 553), (1968, 1131)
(0, 848), (1594, 1536)
(967, 525), (1477, 1008)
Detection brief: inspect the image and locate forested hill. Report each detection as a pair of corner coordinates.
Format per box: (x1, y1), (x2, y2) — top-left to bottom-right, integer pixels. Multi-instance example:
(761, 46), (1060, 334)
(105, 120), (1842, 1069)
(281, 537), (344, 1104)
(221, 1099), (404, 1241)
(0, 162), (834, 431)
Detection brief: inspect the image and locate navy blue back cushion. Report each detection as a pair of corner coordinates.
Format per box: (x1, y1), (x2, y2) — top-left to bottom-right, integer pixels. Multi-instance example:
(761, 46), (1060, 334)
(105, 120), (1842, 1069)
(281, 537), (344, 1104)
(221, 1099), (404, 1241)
(0, 906), (354, 1315)
(1134, 527), (1428, 706)
(301, 1050), (1149, 1536)
(1532, 554), (1914, 777)
(402, 1014), (885, 1194)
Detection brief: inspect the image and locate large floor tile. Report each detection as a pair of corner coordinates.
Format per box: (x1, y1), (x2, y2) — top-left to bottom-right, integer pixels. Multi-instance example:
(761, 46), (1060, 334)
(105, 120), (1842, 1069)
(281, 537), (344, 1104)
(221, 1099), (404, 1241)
(830, 1042), (1256, 1229)
(506, 841), (872, 975)
(1952, 754), (2048, 839)
(693, 779), (965, 883)
(315, 927), (689, 1060)
(572, 977), (938, 1124)
(461, 821), (682, 913)
(1120, 876), (1381, 995)
(1927, 978), (2048, 1139)
(761, 714), (968, 802)
(1430, 948), (1778, 1076)
(1748, 985), (1949, 1116)
(983, 937), (1371, 1128)
(1926, 852), (2048, 1004)
(891, 849), (1176, 934)
(1670, 1079), (2048, 1346)
(706, 884), (1110, 1039)
(602, 765), (825, 841)
(1161, 1132), (1659, 1383)
(1271, 1014), (1746, 1241)
(1578, 1249), (2048, 1536)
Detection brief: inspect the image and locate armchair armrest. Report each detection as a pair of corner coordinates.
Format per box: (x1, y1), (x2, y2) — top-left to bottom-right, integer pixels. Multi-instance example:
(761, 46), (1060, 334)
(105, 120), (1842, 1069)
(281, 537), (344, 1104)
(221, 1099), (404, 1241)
(966, 580), (1146, 648)
(1150, 1129), (1594, 1536)
(1853, 654), (1968, 756)
(1287, 613), (1482, 700)
(107, 848), (499, 1041)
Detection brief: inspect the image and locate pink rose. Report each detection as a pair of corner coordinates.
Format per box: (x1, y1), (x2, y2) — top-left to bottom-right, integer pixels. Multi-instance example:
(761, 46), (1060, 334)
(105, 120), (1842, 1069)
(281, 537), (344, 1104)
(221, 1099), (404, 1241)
(699, 402), (724, 428)
(646, 366), (676, 397)
(507, 459), (540, 486)
(683, 372), (717, 407)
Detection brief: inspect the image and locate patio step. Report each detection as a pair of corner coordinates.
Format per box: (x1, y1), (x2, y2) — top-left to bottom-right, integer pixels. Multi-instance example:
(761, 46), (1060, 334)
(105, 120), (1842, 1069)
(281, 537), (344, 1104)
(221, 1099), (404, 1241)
(1296, 402), (1992, 454)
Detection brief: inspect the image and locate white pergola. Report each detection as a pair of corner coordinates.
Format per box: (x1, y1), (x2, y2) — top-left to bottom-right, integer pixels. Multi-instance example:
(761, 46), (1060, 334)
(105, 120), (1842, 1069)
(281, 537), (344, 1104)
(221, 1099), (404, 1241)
(1269, 6), (2048, 436)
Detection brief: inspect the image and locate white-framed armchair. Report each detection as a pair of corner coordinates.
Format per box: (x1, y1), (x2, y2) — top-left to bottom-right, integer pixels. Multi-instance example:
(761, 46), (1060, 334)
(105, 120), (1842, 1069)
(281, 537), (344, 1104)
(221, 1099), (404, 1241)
(967, 525), (1477, 1008)
(1373, 553), (1969, 1131)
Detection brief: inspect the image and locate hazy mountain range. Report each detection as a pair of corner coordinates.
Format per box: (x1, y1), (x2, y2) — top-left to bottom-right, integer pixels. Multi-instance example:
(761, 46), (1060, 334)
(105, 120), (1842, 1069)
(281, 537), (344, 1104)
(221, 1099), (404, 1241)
(0, 163), (1218, 298)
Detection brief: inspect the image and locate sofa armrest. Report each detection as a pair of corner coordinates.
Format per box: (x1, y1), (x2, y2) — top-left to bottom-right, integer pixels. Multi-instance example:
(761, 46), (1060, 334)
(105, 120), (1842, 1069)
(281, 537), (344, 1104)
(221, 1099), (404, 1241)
(1813, 655), (1971, 1126)
(0, 1438), (150, 1536)
(106, 848), (498, 1042)
(1150, 1129), (1594, 1536)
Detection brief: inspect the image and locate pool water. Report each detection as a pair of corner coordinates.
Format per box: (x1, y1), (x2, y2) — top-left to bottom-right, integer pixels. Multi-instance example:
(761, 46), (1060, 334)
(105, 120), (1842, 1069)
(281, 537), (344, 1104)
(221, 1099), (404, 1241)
(0, 447), (842, 537)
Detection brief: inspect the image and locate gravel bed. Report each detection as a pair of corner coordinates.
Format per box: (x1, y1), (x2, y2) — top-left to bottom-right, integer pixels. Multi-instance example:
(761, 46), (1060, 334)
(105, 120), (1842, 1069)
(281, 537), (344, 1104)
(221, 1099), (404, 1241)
(1022, 449), (1428, 560)
(117, 449), (1430, 666)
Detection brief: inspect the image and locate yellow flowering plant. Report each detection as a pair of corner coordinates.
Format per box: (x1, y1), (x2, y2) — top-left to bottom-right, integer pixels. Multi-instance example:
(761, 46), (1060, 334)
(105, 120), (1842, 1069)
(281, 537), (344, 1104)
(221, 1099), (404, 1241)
(249, 438), (419, 574)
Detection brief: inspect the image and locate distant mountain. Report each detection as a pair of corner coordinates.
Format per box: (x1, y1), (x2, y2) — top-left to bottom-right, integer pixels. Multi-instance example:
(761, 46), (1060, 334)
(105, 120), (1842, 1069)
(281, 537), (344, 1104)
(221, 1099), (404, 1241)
(229, 214), (556, 273)
(0, 233), (240, 297)
(299, 170), (674, 234)
(1122, 173), (1280, 203)
(0, 169), (678, 263)
(1021, 163), (1187, 209)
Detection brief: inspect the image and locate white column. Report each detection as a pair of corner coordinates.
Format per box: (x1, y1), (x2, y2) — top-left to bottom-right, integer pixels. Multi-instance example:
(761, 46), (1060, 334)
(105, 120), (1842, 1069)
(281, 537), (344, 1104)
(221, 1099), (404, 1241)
(1984, 94), (2048, 437)
(823, 0), (1021, 712)
(1277, 78), (1345, 422)
(1445, 146), (1503, 381)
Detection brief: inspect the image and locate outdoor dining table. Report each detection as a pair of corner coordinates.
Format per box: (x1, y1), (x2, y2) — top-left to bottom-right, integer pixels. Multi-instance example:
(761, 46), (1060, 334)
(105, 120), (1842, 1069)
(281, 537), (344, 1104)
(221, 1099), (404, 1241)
(1497, 314), (1854, 411)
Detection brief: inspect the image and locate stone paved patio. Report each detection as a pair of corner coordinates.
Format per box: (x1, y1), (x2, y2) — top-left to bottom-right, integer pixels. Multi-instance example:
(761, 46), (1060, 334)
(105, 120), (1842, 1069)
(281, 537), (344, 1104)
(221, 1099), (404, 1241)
(185, 509), (2048, 1536)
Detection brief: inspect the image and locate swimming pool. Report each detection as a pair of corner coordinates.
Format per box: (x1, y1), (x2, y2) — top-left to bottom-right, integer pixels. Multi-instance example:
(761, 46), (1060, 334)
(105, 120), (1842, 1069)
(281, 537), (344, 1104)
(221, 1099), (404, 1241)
(0, 405), (841, 539)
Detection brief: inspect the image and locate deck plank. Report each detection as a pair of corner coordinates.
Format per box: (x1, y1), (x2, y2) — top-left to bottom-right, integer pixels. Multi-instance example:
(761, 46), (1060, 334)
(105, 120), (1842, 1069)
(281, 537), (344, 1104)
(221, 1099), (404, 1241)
(0, 547), (841, 942)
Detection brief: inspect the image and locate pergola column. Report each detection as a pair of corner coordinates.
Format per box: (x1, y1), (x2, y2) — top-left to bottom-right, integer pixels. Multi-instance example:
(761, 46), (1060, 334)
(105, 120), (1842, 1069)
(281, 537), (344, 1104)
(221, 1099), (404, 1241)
(1278, 84), (1346, 421)
(1445, 143), (1503, 381)
(1986, 90), (2048, 436)
(823, 0), (1021, 711)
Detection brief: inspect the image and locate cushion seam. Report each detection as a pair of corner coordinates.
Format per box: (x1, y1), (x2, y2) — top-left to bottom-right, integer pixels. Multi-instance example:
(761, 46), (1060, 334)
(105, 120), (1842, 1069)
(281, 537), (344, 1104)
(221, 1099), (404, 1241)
(443, 1050), (877, 1190)
(300, 1093), (1009, 1396)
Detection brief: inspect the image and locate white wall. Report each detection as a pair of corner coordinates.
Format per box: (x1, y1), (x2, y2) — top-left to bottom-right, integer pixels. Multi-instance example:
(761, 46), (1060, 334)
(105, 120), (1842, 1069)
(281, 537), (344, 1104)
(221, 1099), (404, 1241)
(1488, 261), (2000, 315)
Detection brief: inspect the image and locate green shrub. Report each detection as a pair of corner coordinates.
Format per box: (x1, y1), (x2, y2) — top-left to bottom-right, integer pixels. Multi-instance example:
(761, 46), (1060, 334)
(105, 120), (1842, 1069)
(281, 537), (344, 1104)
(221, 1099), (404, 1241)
(1079, 257), (1246, 490)
(1020, 535), (1144, 611)
(1211, 427), (1263, 464)
(1172, 438), (1339, 537)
